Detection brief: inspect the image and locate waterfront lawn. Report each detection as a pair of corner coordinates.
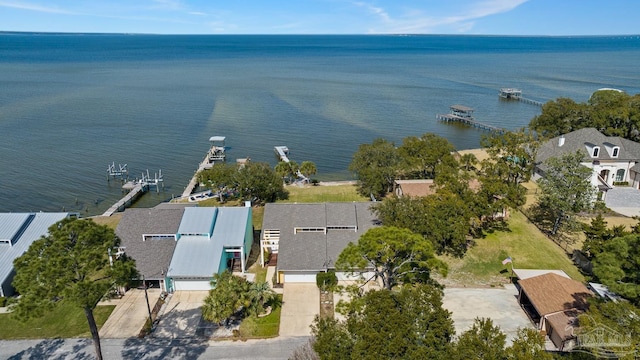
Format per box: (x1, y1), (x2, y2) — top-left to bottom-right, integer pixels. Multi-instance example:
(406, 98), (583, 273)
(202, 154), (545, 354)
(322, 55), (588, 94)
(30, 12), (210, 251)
(439, 211), (584, 287)
(0, 302), (115, 339)
(238, 295), (282, 338)
(90, 213), (123, 230)
(278, 184), (367, 203)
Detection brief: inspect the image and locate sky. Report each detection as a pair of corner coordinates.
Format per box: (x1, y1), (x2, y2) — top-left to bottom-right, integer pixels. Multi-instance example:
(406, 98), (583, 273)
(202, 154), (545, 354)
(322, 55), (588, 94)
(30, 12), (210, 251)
(0, 0), (639, 35)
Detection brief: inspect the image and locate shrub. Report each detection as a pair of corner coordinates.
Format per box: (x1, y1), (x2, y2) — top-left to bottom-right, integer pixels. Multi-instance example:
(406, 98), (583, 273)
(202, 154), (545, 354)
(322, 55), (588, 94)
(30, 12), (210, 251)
(316, 271), (338, 291)
(0, 297), (6, 307)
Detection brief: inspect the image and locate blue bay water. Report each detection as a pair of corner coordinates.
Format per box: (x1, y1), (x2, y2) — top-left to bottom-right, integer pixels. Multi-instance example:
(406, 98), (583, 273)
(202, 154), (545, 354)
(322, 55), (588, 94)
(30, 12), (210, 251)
(1, 34), (639, 215)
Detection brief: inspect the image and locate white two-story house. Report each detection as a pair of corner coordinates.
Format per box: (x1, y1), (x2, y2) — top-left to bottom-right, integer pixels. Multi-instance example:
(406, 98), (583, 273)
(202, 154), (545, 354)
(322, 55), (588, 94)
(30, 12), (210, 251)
(535, 128), (640, 199)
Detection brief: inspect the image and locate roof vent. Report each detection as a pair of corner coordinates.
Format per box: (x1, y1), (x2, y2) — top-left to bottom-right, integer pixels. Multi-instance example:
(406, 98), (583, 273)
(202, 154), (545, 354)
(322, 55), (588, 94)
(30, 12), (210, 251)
(558, 135), (565, 147)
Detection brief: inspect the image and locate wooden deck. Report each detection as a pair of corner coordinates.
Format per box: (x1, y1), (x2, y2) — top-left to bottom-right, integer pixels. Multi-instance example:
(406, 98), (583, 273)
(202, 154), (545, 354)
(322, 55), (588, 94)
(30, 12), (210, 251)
(102, 183), (146, 217)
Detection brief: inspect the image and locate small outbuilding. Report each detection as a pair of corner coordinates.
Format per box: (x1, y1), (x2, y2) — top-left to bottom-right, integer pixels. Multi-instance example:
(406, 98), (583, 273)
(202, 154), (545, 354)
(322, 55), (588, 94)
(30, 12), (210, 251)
(517, 273), (592, 351)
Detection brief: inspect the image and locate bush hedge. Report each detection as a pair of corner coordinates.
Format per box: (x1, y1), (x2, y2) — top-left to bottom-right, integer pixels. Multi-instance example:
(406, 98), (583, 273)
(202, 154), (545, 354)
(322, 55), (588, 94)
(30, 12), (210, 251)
(316, 271), (338, 291)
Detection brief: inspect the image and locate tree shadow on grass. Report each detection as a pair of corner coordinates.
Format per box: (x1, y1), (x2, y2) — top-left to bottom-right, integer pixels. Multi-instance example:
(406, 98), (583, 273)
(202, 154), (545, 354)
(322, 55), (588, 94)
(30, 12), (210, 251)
(7, 338), (94, 360)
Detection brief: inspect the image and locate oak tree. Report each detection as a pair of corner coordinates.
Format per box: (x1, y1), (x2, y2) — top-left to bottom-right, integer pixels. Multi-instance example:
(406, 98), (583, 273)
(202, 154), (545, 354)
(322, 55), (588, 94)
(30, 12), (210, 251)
(532, 151), (595, 237)
(313, 284), (454, 360)
(349, 138), (400, 200)
(335, 226), (447, 290)
(12, 218), (138, 360)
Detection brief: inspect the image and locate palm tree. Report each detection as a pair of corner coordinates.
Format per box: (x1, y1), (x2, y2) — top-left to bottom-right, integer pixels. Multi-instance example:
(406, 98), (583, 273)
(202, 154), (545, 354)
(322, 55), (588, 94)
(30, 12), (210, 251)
(248, 281), (277, 315)
(299, 161), (317, 182)
(275, 161), (300, 183)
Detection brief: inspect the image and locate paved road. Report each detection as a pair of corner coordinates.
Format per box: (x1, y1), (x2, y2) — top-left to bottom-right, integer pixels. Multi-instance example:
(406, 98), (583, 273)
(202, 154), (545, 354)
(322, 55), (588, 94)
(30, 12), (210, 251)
(0, 336), (310, 360)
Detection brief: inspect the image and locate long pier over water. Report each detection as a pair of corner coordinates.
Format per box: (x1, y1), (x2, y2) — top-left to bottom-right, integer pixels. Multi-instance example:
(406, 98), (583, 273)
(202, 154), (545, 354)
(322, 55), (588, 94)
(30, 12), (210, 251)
(436, 105), (505, 134)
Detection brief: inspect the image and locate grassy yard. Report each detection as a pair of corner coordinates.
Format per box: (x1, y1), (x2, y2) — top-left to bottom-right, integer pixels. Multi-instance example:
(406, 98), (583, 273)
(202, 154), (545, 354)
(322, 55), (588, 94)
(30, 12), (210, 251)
(439, 211), (584, 287)
(85, 213), (123, 230)
(0, 302), (115, 339)
(279, 184), (367, 203)
(238, 295), (282, 338)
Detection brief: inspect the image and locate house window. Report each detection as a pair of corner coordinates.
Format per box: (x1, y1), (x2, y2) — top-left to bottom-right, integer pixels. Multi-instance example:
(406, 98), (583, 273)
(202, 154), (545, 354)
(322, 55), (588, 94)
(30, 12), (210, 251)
(612, 147), (619, 157)
(592, 147), (600, 157)
(327, 225), (357, 231)
(616, 169), (625, 182)
(294, 227), (326, 234)
(143, 234), (176, 241)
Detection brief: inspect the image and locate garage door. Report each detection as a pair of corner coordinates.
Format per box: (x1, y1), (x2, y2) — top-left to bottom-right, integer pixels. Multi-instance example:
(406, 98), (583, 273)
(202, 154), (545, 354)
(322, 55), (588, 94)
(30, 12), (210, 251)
(172, 279), (212, 291)
(284, 272), (317, 283)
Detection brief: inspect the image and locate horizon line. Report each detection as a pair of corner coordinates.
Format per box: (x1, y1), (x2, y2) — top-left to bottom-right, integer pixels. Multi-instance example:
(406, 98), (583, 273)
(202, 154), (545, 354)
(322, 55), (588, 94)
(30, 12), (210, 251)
(2, 31), (640, 38)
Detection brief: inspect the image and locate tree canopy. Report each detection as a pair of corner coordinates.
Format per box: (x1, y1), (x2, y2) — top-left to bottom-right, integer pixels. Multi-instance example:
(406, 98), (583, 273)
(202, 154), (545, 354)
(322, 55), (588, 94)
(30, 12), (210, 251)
(12, 218), (138, 360)
(397, 133), (457, 179)
(530, 151), (595, 238)
(312, 284), (455, 360)
(198, 161), (287, 204)
(372, 192), (472, 258)
(335, 226), (447, 290)
(530, 90), (640, 142)
(349, 138), (400, 199)
(349, 133), (460, 199)
(591, 233), (640, 305)
(201, 271), (276, 324)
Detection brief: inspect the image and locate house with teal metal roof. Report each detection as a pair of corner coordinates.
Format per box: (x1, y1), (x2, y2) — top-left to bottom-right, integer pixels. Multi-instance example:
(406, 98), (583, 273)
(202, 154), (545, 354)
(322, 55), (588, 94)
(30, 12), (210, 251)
(166, 206), (253, 291)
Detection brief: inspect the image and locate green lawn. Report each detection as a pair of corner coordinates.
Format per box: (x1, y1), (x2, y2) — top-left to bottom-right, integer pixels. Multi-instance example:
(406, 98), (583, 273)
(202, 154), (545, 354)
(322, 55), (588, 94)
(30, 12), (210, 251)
(238, 295), (282, 338)
(439, 211), (584, 287)
(279, 184), (367, 203)
(0, 302), (115, 339)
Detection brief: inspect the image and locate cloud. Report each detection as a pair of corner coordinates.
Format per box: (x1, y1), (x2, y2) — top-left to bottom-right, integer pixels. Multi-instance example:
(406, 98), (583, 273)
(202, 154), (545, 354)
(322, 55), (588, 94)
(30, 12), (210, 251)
(356, 0), (529, 34)
(353, 1), (390, 23)
(188, 11), (207, 16)
(0, 0), (78, 15)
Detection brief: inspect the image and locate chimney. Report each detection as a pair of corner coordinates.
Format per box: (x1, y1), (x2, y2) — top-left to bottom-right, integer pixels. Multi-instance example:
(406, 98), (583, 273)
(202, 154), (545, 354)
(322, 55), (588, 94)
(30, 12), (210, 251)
(558, 135), (565, 147)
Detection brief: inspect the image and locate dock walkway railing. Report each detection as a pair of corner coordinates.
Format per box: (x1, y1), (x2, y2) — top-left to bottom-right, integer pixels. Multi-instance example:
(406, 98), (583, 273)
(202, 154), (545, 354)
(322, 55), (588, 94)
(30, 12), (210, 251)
(436, 114), (505, 133)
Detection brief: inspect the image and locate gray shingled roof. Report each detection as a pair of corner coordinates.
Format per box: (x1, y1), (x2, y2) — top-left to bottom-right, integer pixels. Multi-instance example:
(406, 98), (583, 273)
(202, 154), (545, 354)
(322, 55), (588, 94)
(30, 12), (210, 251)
(115, 208), (185, 280)
(537, 128), (640, 165)
(262, 202), (378, 272)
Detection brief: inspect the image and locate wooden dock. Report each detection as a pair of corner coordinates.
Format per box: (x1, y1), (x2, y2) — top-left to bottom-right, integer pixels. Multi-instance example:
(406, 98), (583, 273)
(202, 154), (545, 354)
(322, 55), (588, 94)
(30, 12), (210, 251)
(180, 136), (227, 199)
(102, 182), (146, 217)
(499, 88), (543, 106)
(436, 114), (505, 133)
(436, 104), (505, 133)
(181, 153), (215, 198)
(517, 97), (543, 106)
(274, 146), (290, 163)
(274, 146), (309, 182)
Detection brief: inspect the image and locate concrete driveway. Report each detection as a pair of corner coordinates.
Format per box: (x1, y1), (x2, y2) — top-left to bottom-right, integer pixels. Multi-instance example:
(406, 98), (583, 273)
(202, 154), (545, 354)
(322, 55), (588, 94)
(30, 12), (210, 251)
(99, 289), (161, 338)
(154, 291), (209, 339)
(606, 187), (640, 217)
(280, 284), (319, 336)
(443, 285), (533, 345)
